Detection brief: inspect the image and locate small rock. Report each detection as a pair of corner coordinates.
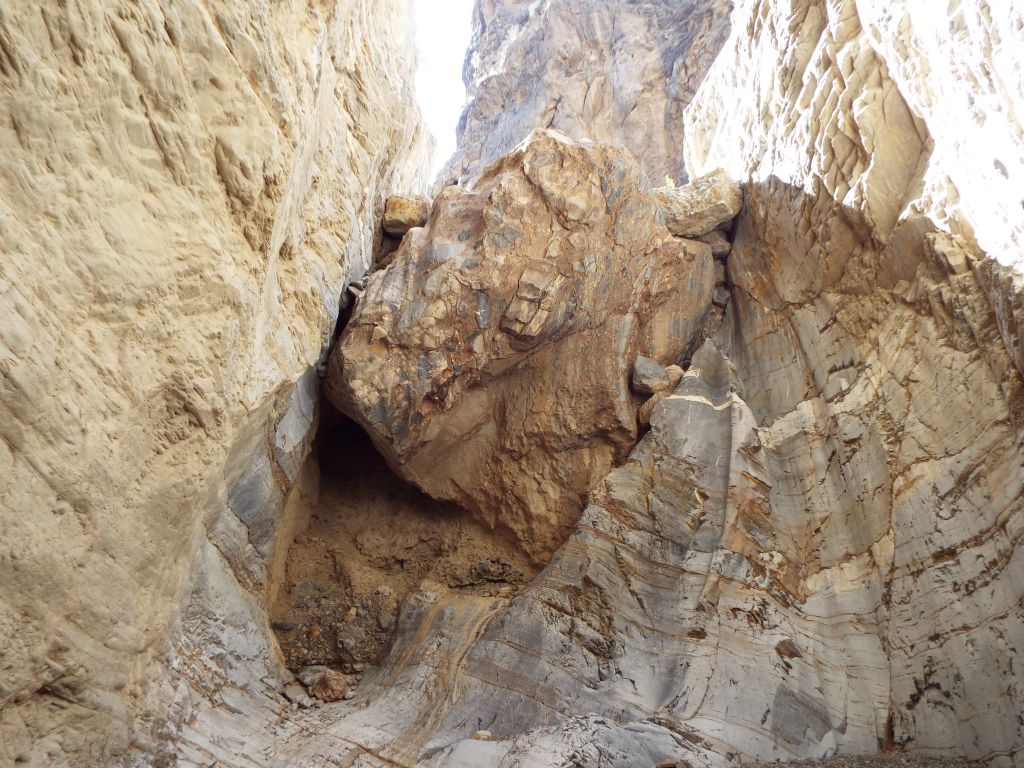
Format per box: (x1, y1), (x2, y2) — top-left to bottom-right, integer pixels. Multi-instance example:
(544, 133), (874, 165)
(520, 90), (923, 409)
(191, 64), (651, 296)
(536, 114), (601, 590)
(352, 662), (365, 672)
(712, 285), (730, 308)
(697, 228), (731, 257)
(282, 682), (313, 709)
(309, 669), (349, 703)
(382, 195), (430, 236)
(664, 364), (684, 391)
(632, 356), (671, 396)
(297, 664), (333, 687)
(655, 168), (742, 237)
(472, 729), (493, 741)
(638, 392), (667, 428)
(343, 690), (356, 700)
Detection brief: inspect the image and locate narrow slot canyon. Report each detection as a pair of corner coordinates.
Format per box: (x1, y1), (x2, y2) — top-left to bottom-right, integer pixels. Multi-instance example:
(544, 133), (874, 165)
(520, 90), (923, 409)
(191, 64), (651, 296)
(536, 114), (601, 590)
(1, 0), (1022, 766)
(267, 406), (537, 688)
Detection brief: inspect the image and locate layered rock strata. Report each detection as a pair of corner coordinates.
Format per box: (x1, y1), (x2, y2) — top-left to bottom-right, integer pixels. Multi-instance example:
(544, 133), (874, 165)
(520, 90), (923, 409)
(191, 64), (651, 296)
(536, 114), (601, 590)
(3, 0), (1023, 765)
(280, 0), (1023, 766)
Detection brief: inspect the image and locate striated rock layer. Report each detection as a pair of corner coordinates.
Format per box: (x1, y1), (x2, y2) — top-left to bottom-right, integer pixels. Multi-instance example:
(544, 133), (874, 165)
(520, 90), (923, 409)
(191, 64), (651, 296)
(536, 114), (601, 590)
(0, 0), (430, 764)
(265, 1), (1024, 767)
(2, 0), (1023, 766)
(681, 0), (1024, 759)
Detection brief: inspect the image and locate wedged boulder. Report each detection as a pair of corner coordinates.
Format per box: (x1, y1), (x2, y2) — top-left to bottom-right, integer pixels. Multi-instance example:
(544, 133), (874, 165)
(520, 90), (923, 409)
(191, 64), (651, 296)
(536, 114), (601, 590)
(631, 355), (671, 395)
(655, 168), (742, 236)
(382, 194), (430, 235)
(327, 130), (716, 559)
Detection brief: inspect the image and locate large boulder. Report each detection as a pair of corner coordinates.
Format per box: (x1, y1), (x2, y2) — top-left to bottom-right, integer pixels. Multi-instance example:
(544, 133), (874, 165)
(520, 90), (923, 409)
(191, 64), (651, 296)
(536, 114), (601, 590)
(654, 168), (743, 237)
(327, 130), (716, 559)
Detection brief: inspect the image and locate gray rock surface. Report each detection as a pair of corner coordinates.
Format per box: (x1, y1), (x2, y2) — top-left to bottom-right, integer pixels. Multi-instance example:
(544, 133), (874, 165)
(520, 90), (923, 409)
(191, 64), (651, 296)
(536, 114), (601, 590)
(2, 0), (1023, 766)
(439, 0), (732, 186)
(631, 355), (672, 395)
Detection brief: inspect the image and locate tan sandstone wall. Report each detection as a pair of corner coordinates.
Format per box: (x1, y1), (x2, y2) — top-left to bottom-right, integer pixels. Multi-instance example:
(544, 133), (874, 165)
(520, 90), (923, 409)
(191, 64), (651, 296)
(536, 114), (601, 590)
(0, 0), (430, 763)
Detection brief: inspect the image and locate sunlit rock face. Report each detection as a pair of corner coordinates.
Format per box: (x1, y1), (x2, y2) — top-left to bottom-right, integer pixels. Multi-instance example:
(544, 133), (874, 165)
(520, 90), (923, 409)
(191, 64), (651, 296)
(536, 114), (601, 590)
(0, 0), (429, 763)
(439, 0), (732, 186)
(680, 0), (1024, 760)
(3, 0), (1022, 765)
(277, 1), (1023, 767)
(328, 129), (716, 561)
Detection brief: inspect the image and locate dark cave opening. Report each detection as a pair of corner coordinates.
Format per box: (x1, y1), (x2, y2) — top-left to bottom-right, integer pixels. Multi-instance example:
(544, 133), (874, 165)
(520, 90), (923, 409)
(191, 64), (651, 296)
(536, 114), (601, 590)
(267, 401), (536, 679)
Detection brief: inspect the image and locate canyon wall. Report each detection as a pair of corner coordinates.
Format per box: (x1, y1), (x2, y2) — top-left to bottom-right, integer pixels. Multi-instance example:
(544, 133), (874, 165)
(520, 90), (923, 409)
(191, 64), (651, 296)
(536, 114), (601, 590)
(439, 0), (732, 186)
(2, 0), (1023, 766)
(683, 0), (1024, 757)
(262, 0), (1023, 766)
(0, 0), (429, 764)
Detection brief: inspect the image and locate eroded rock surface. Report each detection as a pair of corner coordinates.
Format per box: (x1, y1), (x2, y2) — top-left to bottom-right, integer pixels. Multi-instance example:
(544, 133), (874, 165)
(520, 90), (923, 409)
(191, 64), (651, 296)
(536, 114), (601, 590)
(439, 0), (732, 186)
(0, 0), (429, 763)
(3, 0), (1023, 765)
(327, 129), (717, 560)
(275, 1), (1023, 767)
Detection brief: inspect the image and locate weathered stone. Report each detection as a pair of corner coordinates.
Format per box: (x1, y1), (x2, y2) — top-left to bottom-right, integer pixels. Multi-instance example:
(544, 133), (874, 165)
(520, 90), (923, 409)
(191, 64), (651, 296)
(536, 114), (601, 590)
(654, 169), (743, 237)
(382, 194), (430, 235)
(0, 0), (430, 763)
(327, 129), (716, 560)
(297, 665), (333, 687)
(637, 391), (666, 428)
(3, 0), (1024, 766)
(698, 229), (732, 257)
(308, 669), (348, 703)
(283, 683), (313, 709)
(439, 0), (732, 186)
(631, 356), (672, 395)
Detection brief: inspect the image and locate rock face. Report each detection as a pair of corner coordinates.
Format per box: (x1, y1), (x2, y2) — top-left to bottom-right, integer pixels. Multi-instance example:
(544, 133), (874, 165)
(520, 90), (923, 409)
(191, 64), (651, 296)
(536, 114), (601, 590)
(439, 0), (732, 186)
(0, 0), (429, 764)
(3, 0), (1024, 766)
(279, 1), (1023, 767)
(328, 129), (717, 560)
(679, 0), (1024, 759)
(654, 168), (743, 237)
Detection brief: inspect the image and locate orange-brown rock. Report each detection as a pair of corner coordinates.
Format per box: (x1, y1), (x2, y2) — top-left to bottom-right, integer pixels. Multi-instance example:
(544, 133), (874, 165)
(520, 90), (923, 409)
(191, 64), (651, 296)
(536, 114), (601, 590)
(327, 130), (716, 559)
(308, 669), (348, 703)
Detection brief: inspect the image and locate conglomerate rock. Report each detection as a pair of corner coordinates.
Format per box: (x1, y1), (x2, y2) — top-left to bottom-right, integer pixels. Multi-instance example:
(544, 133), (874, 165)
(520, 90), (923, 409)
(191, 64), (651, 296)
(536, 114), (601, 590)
(328, 129), (717, 560)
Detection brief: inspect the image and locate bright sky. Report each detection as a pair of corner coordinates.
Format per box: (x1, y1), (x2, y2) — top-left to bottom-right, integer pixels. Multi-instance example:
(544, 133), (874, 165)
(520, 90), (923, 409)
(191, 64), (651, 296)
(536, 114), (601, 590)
(413, 0), (475, 178)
